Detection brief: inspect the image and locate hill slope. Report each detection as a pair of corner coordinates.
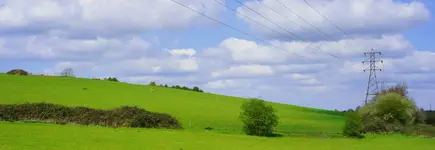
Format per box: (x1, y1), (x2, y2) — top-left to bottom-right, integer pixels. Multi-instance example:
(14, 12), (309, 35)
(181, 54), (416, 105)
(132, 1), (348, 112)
(1, 74), (435, 150)
(0, 74), (343, 134)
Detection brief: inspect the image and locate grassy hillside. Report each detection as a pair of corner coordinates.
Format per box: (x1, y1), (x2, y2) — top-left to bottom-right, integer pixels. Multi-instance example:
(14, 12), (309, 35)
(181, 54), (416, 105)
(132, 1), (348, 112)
(2, 74), (434, 149)
(0, 74), (343, 134)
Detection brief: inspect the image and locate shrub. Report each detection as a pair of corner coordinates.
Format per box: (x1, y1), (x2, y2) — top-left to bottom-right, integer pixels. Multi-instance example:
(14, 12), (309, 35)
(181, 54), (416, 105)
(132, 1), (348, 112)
(342, 111), (364, 138)
(239, 98), (278, 136)
(359, 93), (418, 133)
(0, 103), (181, 129)
(6, 69), (29, 76)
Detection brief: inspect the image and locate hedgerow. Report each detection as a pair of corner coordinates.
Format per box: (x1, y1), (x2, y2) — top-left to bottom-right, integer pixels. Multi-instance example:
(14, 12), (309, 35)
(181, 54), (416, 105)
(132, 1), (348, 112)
(0, 103), (181, 129)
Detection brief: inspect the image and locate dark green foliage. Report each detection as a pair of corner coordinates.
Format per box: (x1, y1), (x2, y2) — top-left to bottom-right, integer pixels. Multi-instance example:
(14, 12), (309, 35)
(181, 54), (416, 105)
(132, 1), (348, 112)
(192, 86), (200, 92)
(425, 111), (435, 125)
(402, 124), (435, 138)
(239, 99), (278, 136)
(342, 112), (364, 138)
(415, 108), (426, 124)
(149, 81), (157, 86)
(6, 69), (29, 76)
(0, 103), (181, 129)
(149, 81), (204, 93)
(181, 86), (189, 90)
(105, 77), (119, 82)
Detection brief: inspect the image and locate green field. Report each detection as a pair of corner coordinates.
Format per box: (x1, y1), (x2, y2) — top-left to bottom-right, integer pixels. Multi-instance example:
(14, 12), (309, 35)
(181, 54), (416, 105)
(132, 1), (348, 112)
(0, 74), (434, 149)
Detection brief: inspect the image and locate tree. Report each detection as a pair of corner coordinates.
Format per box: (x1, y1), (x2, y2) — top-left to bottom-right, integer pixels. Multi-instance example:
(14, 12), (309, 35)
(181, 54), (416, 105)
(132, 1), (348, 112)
(60, 68), (74, 77)
(181, 86), (189, 90)
(164, 84), (168, 88)
(106, 77), (118, 82)
(359, 92), (418, 133)
(149, 81), (157, 86)
(192, 86), (200, 92)
(239, 98), (278, 136)
(343, 111), (364, 138)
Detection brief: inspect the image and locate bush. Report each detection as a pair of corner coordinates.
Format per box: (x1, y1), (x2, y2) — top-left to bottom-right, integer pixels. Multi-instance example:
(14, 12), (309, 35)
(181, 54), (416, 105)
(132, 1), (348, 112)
(239, 98), (278, 136)
(342, 111), (364, 138)
(359, 93), (418, 133)
(6, 69), (29, 76)
(0, 103), (181, 129)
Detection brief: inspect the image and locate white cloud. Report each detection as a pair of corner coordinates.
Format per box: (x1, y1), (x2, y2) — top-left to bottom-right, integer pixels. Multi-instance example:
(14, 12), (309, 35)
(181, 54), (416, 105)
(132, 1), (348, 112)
(205, 79), (252, 89)
(0, 35), (152, 60)
(211, 65), (274, 78)
(203, 35), (412, 65)
(0, 0), (225, 37)
(283, 73), (313, 80)
(169, 48), (197, 57)
(236, 0), (429, 40)
(43, 61), (98, 75)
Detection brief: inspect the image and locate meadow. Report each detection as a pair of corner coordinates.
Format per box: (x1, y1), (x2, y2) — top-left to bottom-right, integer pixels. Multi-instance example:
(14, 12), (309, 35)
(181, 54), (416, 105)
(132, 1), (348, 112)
(0, 73), (434, 149)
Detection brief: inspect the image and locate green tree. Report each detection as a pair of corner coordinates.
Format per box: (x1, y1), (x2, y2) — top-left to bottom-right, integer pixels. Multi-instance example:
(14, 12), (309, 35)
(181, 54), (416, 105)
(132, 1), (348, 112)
(239, 98), (278, 136)
(192, 86), (200, 92)
(343, 111), (364, 138)
(149, 81), (157, 86)
(181, 86), (189, 90)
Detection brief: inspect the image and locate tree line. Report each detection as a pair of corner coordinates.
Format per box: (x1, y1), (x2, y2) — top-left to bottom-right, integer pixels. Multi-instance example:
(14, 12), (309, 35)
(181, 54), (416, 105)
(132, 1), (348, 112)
(148, 81), (204, 93)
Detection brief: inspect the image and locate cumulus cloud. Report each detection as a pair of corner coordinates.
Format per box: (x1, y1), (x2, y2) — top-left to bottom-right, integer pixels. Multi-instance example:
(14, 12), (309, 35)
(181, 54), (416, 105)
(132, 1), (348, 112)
(0, 0), (225, 37)
(205, 79), (252, 89)
(0, 35), (152, 61)
(168, 48), (197, 57)
(211, 65), (275, 78)
(236, 0), (430, 40)
(202, 35), (413, 65)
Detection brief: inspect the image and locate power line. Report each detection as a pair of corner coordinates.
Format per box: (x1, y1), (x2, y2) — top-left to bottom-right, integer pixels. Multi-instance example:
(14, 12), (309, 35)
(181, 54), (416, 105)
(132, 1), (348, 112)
(272, 0), (356, 53)
(302, 0), (350, 37)
(235, 0), (340, 59)
(167, 0), (316, 62)
(211, 0), (283, 39)
(254, 0), (315, 36)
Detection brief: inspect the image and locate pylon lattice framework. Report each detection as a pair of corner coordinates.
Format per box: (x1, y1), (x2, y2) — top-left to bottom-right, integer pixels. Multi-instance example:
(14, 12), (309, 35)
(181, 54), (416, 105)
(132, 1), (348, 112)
(363, 48), (383, 104)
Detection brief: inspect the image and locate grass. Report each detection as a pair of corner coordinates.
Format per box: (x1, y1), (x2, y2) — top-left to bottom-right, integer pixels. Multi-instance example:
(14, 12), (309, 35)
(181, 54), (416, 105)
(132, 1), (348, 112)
(1, 122), (433, 150)
(0, 74), (343, 134)
(1, 74), (434, 149)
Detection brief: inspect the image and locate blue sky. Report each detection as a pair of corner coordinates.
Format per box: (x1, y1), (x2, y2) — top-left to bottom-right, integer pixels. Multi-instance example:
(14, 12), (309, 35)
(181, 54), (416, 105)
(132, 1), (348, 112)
(0, 0), (434, 110)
